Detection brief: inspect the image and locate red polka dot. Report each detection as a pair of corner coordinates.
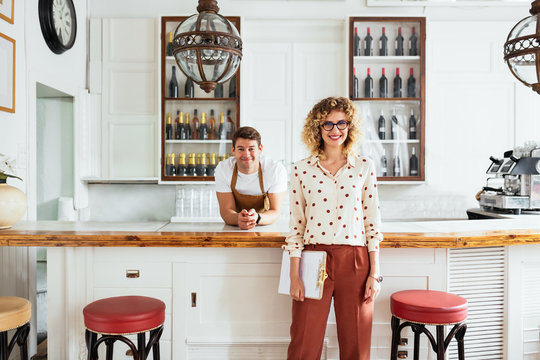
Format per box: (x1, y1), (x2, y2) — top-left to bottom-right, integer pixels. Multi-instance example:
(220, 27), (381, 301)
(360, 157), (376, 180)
(364, 187), (367, 190)
(295, 173), (298, 177)
(369, 195), (373, 198)
(363, 159), (366, 162)
(293, 190), (296, 193)
(323, 198), (327, 202)
(371, 172), (374, 176)
(356, 217), (359, 221)
(364, 206), (368, 210)
(303, 171), (306, 174)
(296, 201), (299, 205)
(310, 216), (313, 220)
(312, 203), (315, 206)
(294, 227), (297, 230)
(310, 235), (314, 238)
(363, 216), (367, 220)
(329, 222), (333, 225)
(318, 189), (321, 193)
(354, 235), (357, 239)
(345, 194), (349, 197)
(313, 175), (316, 178)
(374, 184), (377, 188)
(352, 185), (356, 188)
(354, 207), (358, 211)
(338, 216), (342, 220)
(327, 210), (330, 213)
(318, 223), (321, 226)
(298, 220), (302, 224)
(340, 186), (344, 189)
(370, 224), (373, 227)
(349, 175), (353, 178)
(322, 232), (326, 235)
(294, 166), (297, 170)
(319, 181), (323, 184)
(345, 235), (349, 239)
(343, 224), (346, 228)
(339, 205), (343, 209)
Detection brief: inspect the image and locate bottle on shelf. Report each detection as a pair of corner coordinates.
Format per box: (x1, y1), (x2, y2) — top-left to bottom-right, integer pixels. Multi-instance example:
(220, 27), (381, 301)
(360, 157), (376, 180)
(391, 109), (399, 140)
(166, 153), (172, 176)
(379, 67), (388, 98)
(409, 147), (419, 176)
(170, 153), (177, 176)
(207, 153), (217, 176)
(192, 109), (200, 140)
(364, 27), (373, 56)
(187, 153), (197, 176)
(184, 66), (194, 98)
(197, 153), (207, 176)
(378, 110), (386, 140)
(177, 153), (188, 176)
(353, 68), (359, 98)
(185, 112), (192, 140)
(218, 111), (227, 140)
(177, 111), (186, 140)
(229, 74), (237, 98)
(395, 27), (404, 56)
(209, 109), (216, 140)
(409, 27), (418, 56)
(407, 68), (416, 98)
(393, 152), (401, 177)
(169, 66), (179, 98)
(354, 26), (361, 56)
(166, 113), (173, 140)
(379, 27), (388, 56)
(199, 112), (209, 140)
(393, 67), (402, 98)
(215, 82), (224, 98)
(166, 32), (174, 57)
(381, 148), (388, 177)
(409, 109), (417, 140)
(364, 68), (373, 98)
(227, 110), (236, 139)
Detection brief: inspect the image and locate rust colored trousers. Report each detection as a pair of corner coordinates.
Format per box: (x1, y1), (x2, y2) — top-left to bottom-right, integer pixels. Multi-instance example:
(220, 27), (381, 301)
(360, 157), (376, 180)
(287, 244), (373, 360)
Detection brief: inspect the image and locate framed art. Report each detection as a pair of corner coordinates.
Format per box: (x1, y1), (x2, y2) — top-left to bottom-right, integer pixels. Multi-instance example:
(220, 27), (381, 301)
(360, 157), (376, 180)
(0, 32), (15, 113)
(0, 0), (14, 24)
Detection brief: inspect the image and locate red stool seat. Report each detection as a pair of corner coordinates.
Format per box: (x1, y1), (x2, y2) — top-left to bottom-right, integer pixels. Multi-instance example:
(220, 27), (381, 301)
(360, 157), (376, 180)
(391, 290), (467, 325)
(83, 296), (165, 334)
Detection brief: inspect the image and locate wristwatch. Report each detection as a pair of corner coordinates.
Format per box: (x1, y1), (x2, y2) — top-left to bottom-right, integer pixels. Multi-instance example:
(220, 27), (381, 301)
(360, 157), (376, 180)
(256, 212), (262, 224)
(370, 274), (383, 283)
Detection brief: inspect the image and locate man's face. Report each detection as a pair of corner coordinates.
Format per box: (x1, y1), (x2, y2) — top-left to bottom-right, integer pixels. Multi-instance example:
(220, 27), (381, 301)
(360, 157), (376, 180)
(232, 138), (263, 171)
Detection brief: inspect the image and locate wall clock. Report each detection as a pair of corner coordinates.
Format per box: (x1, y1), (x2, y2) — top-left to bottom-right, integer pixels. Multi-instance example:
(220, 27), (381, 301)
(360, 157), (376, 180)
(38, 0), (77, 54)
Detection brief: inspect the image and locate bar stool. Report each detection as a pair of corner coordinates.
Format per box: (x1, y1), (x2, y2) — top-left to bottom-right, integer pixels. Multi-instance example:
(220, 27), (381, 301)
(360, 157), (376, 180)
(390, 290), (468, 360)
(0, 296), (31, 360)
(83, 296), (165, 360)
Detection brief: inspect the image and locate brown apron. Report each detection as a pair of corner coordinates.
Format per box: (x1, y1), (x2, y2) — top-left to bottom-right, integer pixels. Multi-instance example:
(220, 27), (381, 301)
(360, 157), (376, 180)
(231, 163), (270, 213)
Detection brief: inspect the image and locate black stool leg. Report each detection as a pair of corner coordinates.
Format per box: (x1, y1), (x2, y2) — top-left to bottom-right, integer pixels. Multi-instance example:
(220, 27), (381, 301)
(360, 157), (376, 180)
(150, 327), (164, 360)
(456, 324), (467, 360)
(390, 316), (400, 360)
(436, 325), (445, 360)
(105, 338), (115, 360)
(0, 331), (8, 360)
(411, 324), (422, 360)
(16, 323), (30, 360)
(137, 332), (146, 360)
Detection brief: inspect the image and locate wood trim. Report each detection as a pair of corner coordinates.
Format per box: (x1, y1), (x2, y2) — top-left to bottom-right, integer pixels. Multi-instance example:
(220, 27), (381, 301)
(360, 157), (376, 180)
(0, 0), (14, 24)
(0, 32), (15, 113)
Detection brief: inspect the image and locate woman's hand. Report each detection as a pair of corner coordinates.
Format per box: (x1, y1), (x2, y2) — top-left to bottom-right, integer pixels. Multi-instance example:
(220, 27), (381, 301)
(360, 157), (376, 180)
(364, 276), (381, 303)
(290, 276), (305, 302)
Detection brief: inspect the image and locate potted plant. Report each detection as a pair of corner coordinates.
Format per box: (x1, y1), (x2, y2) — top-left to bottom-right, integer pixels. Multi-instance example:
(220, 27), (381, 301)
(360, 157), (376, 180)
(0, 154), (26, 229)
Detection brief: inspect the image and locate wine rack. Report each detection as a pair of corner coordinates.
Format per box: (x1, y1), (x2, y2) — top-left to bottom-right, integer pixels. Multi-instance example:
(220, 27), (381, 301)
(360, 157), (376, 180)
(349, 17), (426, 182)
(160, 16), (241, 182)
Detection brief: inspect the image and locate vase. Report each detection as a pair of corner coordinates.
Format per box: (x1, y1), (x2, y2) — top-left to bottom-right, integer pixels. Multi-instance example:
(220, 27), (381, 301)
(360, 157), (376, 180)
(0, 179), (27, 229)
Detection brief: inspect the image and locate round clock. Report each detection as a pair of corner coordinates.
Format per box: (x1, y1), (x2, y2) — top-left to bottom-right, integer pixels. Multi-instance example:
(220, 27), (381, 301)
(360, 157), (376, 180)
(38, 0), (77, 54)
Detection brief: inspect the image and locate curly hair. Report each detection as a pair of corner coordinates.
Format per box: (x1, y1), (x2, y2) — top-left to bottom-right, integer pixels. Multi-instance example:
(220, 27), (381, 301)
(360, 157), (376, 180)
(301, 97), (362, 160)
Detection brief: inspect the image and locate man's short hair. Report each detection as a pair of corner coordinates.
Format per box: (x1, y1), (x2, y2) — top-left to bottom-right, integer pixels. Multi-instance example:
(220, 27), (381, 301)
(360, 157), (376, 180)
(232, 126), (262, 148)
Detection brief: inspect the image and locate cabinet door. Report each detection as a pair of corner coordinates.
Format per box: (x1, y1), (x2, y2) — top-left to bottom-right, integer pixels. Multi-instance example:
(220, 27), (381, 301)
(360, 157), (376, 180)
(101, 19), (158, 179)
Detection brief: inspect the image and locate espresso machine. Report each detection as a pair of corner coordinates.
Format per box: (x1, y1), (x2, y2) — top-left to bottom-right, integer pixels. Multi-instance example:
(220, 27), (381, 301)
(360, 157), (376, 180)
(477, 147), (540, 215)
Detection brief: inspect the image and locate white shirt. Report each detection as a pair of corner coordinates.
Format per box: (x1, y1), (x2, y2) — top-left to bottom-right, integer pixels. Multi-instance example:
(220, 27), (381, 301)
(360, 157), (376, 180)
(284, 154), (383, 258)
(214, 156), (288, 195)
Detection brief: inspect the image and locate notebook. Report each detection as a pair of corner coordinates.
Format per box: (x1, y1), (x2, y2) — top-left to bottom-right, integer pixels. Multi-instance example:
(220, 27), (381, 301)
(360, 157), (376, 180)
(278, 251), (328, 300)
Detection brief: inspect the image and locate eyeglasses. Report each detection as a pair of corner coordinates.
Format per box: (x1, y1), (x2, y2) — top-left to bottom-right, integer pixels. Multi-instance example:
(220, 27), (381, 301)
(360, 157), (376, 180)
(321, 120), (349, 131)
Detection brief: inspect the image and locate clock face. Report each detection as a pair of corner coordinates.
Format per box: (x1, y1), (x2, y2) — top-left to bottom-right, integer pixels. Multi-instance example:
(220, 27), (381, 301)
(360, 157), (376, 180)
(39, 0), (77, 54)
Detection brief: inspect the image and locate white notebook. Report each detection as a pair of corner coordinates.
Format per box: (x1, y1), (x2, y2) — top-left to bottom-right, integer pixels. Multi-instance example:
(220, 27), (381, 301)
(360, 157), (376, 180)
(278, 251), (328, 300)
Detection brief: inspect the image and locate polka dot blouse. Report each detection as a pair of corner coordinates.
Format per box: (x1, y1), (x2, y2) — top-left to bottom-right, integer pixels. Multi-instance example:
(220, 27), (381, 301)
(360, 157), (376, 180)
(284, 154), (383, 258)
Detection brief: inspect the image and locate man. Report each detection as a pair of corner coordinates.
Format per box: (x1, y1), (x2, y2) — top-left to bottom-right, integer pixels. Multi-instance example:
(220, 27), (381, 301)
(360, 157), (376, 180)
(215, 126), (287, 230)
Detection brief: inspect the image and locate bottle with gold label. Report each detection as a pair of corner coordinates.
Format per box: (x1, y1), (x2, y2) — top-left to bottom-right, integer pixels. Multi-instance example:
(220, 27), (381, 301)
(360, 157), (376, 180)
(176, 111), (186, 140)
(207, 153), (217, 176)
(166, 113), (173, 140)
(199, 112), (209, 140)
(177, 153), (187, 176)
(218, 111), (227, 140)
(197, 153), (208, 176)
(166, 32), (174, 56)
(170, 153), (177, 176)
(187, 153), (197, 176)
(184, 112), (192, 140)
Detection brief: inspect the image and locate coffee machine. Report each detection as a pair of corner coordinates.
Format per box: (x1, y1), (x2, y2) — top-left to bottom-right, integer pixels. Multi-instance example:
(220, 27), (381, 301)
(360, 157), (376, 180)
(478, 147), (540, 214)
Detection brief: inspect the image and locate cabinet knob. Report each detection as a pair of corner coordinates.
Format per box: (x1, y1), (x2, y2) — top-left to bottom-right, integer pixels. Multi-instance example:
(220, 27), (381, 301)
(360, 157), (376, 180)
(397, 350), (408, 359)
(399, 337), (408, 346)
(126, 270), (140, 278)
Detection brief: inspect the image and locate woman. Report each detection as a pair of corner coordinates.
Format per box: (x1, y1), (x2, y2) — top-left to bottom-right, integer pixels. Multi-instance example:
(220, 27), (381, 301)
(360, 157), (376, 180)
(284, 96), (383, 360)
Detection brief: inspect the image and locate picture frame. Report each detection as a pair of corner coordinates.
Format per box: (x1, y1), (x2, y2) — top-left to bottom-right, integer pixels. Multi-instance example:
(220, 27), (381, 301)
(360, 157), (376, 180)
(0, 0), (14, 24)
(0, 32), (15, 113)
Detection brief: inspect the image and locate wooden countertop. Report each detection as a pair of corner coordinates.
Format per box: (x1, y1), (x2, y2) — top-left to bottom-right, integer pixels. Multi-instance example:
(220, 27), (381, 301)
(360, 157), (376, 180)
(1, 219), (540, 248)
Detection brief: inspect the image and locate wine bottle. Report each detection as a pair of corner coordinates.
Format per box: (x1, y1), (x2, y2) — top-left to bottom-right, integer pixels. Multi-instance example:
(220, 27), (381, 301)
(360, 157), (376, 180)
(379, 27), (388, 56)
(166, 153), (172, 176)
(177, 111), (186, 140)
(393, 153), (401, 177)
(166, 113), (173, 140)
(378, 110), (386, 140)
(391, 109), (399, 140)
(207, 153), (217, 177)
(170, 153), (177, 176)
(214, 82), (223, 98)
(209, 109), (216, 140)
(187, 153), (197, 176)
(395, 27), (404, 56)
(407, 68), (416, 98)
(379, 67), (388, 98)
(218, 112), (227, 140)
(166, 32), (174, 57)
(393, 67), (402, 98)
(192, 109), (200, 140)
(409, 147), (419, 176)
(381, 148), (388, 177)
(364, 68), (373, 98)
(409, 27), (418, 56)
(199, 112), (209, 140)
(364, 27), (373, 56)
(354, 27), (361, 56)
(409, 109), (417, 140)
(227, 110), (236, 139)
(185, 112), (192, 140)
(197, 153), (208, 176)
(178, 153), (188, 176)
(353, 68), (359, 99)
(228, 74), (237, 98)
(184, 66), (194, 98)
(169, 66), (179, 98)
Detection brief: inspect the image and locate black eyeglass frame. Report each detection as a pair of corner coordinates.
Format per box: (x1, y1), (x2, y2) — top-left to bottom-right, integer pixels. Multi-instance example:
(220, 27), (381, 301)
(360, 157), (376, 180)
(321, 120), (350, 131)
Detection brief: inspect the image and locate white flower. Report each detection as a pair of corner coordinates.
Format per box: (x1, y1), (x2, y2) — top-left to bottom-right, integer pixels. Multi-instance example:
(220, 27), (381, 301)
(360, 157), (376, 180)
(0, 154), (16, 175)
